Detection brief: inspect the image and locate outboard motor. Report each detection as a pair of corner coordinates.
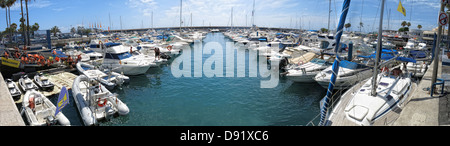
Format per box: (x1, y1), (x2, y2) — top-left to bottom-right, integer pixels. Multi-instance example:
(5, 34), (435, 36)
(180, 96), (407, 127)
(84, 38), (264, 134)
(46, 116), (57, 126)
(279, 57), (289, 71)
(160, 53), (171, 60)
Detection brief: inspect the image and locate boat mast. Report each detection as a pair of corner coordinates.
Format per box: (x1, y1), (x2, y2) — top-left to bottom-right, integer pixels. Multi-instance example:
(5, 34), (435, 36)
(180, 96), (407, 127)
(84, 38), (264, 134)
(328, 0), (331, 34)
(318, 0), (351, 126)
(370, 0), (386, 97)
(231, 7), (233, 32)
(180, 0), (182, 33)
(251, 0), (255, 30)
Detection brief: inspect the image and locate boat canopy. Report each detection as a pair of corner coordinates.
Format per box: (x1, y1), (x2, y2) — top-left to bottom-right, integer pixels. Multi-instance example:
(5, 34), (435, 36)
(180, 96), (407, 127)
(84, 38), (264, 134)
(52, 50), (68, 58)
(104, 42), (122, 47)
(340, 60), (368, 69)
(408, 50), (427, 59)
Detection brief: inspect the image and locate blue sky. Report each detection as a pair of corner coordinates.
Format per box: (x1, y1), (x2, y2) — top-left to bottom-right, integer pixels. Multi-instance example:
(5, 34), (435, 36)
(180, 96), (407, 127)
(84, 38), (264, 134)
(1, 0), (441, 33)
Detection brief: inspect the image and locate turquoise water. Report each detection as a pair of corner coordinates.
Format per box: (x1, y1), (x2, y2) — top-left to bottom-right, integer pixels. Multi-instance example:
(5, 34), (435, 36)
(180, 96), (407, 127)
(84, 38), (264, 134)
(58, 33), (326, 126)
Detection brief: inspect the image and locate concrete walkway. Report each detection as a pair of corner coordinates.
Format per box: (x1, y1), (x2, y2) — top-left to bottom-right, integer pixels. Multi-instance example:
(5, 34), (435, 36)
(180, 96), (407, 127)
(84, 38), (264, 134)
(0, 73), (25, 126)
(394, 61), (442, 126)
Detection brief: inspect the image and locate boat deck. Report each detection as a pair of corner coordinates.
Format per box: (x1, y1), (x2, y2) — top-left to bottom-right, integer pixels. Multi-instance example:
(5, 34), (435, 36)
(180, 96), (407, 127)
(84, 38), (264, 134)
(328, 75), (417, 126)
(13, 72), (78, 104)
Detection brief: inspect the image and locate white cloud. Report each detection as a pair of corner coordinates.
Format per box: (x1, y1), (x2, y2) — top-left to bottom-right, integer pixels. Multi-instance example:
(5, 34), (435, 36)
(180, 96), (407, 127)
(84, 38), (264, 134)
(157, 0), (300, 27)
(127, 0), (158, 16)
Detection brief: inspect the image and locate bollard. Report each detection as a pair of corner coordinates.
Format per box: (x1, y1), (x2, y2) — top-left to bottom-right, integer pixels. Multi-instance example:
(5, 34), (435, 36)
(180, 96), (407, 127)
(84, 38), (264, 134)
(431, 78), (445, 97)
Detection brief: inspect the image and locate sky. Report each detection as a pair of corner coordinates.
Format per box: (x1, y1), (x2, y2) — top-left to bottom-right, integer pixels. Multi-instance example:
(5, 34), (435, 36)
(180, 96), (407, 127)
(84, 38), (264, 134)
(0, 0), (442, 33)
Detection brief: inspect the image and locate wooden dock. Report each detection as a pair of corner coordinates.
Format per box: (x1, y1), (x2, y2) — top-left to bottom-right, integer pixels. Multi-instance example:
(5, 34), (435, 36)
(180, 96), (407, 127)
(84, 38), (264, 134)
(13, 71), (78, 104)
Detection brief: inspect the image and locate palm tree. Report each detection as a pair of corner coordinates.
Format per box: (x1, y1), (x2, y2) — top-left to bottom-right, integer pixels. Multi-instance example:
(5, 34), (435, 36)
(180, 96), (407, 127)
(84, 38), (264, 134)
(406, 22), (411, 28)
(359, 22), (364, 32)
(50, 26), (60, 37)
(6, 0), (16, 43)
(344, 23), (351, 31)
(417, 24), (422, 30)
(30, 22), (38, 37)
(20, 0), (27, 45)
(10, 22), (16, 41)
(401, 21), (407, 28)
(25, 0), (33, 45)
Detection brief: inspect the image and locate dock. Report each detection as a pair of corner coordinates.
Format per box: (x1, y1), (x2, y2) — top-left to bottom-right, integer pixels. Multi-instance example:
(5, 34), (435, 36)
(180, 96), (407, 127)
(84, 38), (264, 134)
(393, 59), (447, 126)
(13, 71), (78, 104)
(0, 73), (25, 126)
(1, 68), (77, 126)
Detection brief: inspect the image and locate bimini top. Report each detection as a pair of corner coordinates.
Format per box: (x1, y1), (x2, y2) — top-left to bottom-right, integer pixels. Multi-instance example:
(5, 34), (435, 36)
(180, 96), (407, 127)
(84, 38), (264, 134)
(340, 60), (368, 69)
(408, 50), (427, 59)
(104, 42), (122, 47)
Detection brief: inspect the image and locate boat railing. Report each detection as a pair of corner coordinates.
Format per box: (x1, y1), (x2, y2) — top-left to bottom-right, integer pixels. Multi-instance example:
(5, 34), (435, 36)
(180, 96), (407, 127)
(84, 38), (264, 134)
(306, 70), (369, 126)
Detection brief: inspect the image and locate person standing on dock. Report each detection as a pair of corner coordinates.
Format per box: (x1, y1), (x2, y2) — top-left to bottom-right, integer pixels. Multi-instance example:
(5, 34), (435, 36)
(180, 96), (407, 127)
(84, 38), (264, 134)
(155, 47), (161, 60)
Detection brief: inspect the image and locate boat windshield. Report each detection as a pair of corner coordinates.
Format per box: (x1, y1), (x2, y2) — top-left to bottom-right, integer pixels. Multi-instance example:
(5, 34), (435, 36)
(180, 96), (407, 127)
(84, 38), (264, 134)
(105, 52), (132, 60)
(310, 58), (326, 65)
(26, 83), (33, 89)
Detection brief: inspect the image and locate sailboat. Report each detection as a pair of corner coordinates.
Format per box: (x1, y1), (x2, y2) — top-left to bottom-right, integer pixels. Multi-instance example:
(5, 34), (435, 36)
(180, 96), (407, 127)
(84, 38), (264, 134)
(319, 0), (417, 126)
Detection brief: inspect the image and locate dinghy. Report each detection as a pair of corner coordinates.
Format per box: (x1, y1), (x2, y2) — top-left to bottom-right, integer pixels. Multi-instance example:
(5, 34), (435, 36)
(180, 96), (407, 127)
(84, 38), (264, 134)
(72, 75), (130, 126)
(22, 90), (70, 126)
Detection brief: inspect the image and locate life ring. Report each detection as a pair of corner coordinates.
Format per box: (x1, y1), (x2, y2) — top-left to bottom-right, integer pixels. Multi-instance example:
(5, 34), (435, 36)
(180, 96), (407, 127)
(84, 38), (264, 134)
(167, 45), (172, 51)
(297, 61), (304, 65)
(97, 99), (107, 107)
(381, 67), (389, 72)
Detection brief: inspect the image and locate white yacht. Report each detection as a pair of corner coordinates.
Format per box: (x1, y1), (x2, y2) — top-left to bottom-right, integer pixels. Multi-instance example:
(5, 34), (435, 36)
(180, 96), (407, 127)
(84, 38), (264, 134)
(285, 58), (332, 82)
(404, 39), (426, 50)
(314, 60), (373, 89)
(76, 62), (130, 90)
(102, 42), (152, 75)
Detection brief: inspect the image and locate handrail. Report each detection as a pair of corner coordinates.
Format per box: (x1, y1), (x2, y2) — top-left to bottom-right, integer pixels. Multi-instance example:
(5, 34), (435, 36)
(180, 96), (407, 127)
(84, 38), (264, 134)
(431, 78), (445, 97)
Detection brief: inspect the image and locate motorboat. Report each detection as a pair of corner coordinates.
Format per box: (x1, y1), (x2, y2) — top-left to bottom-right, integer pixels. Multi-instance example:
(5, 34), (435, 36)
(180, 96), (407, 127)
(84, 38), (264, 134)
(101, 42), (152, 75)
(83, 50), (103, 60)
(404, 39), (426, 50)
(314, 60), (373, 89)
(33, 73), (55, 92)
(22, 90), (70, 126)
(72, 75), (130, 126)
(18, 75), (39, 92)
(76, 62), (129, 90)
(285, 58), (332, 82)
(6, 79), (21, 100)
(404, 50), (430, 77)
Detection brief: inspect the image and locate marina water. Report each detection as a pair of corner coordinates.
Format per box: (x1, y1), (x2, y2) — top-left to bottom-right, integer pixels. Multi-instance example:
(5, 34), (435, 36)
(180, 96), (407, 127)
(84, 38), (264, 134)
(55, 32), (326, 126)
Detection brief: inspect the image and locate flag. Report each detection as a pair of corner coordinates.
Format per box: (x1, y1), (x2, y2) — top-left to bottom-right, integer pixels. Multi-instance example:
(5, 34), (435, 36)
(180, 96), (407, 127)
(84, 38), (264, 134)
(55, 86), (69, 116)
(397, 0), (406, 17)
